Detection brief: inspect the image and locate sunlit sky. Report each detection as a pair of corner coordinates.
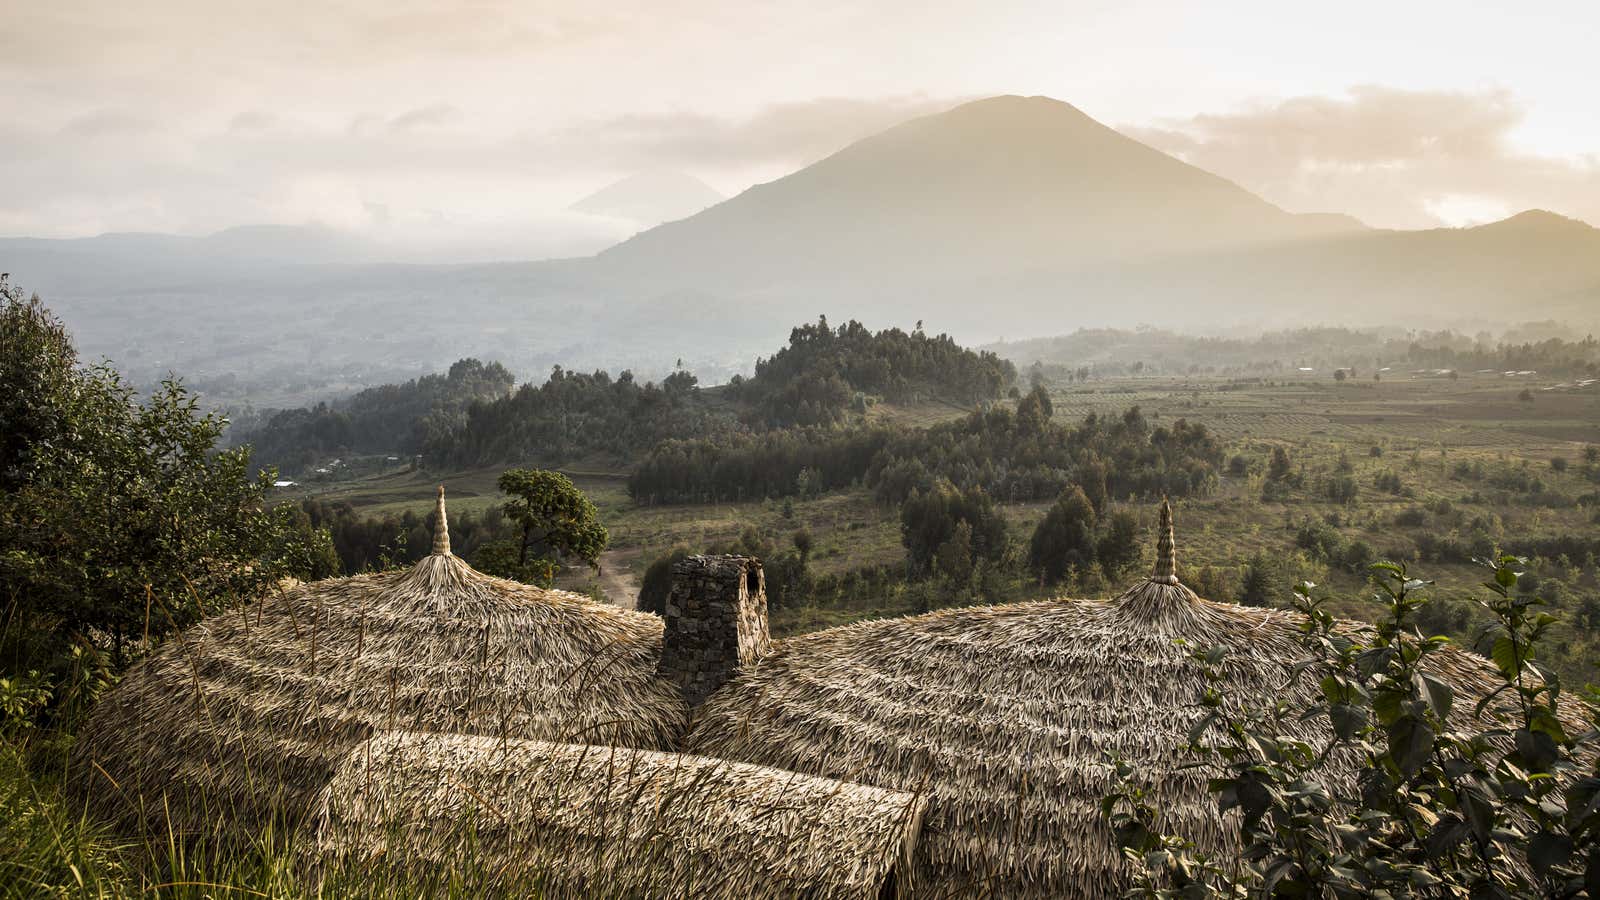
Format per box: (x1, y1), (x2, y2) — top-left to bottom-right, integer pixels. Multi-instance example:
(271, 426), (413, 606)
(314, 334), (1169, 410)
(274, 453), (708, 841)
(5, 0), (1598, 246)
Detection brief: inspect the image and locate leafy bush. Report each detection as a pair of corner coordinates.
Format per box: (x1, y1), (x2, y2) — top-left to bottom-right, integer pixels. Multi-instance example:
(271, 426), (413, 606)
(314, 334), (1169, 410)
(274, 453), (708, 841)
(1, 281), (335, 679)
(1106, 557), (1600, 897)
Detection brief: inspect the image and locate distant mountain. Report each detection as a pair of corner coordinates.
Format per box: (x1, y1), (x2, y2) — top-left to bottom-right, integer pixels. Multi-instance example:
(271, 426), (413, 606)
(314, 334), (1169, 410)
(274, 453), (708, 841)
(594, 95), (1365, 290)
(585, 97), (1596, 334)
(569, 172), (725, 227)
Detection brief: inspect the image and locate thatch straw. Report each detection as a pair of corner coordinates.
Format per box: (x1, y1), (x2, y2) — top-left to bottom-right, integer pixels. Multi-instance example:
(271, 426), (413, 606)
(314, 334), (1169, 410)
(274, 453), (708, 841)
(72, 489), (686, 838)
(430, 484), (451, 555)
(685, 501), (1579, 898)
(308, 731), (927, 899)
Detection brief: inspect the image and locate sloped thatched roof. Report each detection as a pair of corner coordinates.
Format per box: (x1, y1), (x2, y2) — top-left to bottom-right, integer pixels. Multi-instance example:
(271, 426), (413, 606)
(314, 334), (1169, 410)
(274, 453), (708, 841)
(73, 487), (686, 836)
(308, 731), (927, 899)
(684, 500), (1551, 897)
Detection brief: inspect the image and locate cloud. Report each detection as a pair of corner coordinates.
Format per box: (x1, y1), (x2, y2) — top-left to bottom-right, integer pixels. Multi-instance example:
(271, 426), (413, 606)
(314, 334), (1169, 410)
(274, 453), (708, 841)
(387, 104), (465, 133)
(0, 92), (961, 242)
(1124, 86), (1600, 228)
(556, 96), (961, 169)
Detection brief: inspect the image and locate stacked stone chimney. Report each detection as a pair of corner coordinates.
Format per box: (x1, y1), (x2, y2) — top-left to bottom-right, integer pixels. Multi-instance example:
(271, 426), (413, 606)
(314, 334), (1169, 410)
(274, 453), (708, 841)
(656, 555), (770, 707)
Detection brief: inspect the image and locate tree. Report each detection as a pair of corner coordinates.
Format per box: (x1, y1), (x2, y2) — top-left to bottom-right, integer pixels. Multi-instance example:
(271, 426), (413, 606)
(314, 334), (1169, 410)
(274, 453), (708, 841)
(636, 547), (692, 615)
(1237, 553), (1274, 606)
(1016, 384), (1053, 433)
(792, 529), (814, 567)
(1028, 486), (1098, 585)
(934, 521), (974, 584)
(900, 481), (1006, 576)
(1267, 446), (1293, 482)
(1333, 368), (1348, 382)
(1095, 510), (1142, 577)
(494, 469), (607, 574)
(0, 280), (336, 677)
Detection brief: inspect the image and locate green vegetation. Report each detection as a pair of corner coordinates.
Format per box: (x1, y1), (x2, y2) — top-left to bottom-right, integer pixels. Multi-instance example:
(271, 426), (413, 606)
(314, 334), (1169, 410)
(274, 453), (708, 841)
(629, 391), (1222, 505)
(6, 275), (1600, 897)
(727, 317), (1016, 426)
(472, 468), (608, 585)
(997, 325), (1600, 378)
(233, 357), (514, 475)
(1108, 557), (1600, 897)
(0, 278), (335, 681)
(243, 318), (1017, 479)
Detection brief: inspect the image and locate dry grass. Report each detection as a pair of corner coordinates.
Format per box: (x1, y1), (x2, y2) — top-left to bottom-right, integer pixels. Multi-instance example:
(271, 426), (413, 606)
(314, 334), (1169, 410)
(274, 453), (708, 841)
(70, 491), (686, 840)
(308, 731), (927, 899)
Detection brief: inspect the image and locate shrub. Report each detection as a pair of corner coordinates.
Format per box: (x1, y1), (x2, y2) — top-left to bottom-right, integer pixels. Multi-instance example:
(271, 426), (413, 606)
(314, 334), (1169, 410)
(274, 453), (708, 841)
(1107, 557), (1600, 896)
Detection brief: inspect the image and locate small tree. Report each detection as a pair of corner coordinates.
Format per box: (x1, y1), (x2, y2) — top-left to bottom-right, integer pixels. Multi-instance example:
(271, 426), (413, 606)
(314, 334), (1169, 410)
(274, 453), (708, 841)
(1029, 486), (1098, 585)
(1095, 509), (1143, 578)
(493, 469), (607, 576)
(1016, 384), (1054, 433)
(1236, 555), (1272, 606)
(792, 529), (814, 568)
(636, 547), (691, 615)
(1267, 446), (1293, 482)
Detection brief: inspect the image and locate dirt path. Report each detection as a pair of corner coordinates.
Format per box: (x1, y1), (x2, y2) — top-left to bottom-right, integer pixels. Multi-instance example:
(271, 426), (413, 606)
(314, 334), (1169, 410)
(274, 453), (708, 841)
(596, 548), (642, 609)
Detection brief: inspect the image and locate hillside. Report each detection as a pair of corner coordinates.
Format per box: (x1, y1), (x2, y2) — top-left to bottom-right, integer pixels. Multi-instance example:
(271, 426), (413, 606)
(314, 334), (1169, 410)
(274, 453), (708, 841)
(569, 171), (726, 226)
(594, 95), (1363, 290)
(244, 319), (1015, 474)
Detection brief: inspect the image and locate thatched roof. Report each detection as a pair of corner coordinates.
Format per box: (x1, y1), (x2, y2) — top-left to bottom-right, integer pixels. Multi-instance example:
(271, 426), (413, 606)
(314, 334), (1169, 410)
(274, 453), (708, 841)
(684, 499), (1558, 898)
(73, 487), (686, 837)
(307, 731), (927, 899)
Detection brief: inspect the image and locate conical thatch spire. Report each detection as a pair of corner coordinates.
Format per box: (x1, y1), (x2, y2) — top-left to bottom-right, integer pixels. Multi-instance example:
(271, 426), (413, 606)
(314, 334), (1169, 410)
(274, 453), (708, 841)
(1152, 497), (1178, 585)
(1108, 498), (1200, 629)
(431, 485), (450, 555)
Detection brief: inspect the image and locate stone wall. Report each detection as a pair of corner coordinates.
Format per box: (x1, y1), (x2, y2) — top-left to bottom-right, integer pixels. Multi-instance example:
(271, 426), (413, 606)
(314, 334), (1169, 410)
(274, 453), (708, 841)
(656, 555), (770, 708)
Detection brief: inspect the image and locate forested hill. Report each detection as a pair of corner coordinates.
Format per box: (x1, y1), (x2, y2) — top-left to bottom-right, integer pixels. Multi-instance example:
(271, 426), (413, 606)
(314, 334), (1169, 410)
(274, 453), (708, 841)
(242, 320), (1017, 473)
(726, 318), (1016, 426)
(232, 358), (514, 474)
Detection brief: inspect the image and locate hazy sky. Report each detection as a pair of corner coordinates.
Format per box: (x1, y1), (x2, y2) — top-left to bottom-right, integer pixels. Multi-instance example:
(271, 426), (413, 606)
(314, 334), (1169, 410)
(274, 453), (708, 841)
(5, 0), (1598, 246)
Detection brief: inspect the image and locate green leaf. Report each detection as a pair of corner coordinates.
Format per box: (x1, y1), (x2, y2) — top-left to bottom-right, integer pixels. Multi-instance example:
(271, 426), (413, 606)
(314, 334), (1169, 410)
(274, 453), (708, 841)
(1414, 672), (1453, 720)
(1329, 703), (1366, 741)
(1528, 832), (1573, 877)
(1490, 636), (1521, 680)
(1387, 713), (1434, 777)
(1186, 711), (1218, 748)
(1425, 814), (1470, 856)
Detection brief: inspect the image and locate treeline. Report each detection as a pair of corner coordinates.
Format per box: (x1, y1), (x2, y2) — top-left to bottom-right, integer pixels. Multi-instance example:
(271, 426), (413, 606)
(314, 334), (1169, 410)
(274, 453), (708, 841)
(235, 358), (514, 473)
(296, 498), (519, 574)
(726, 318), (1016, 426)
(997, 326), (1600, 378)
(236, 318), (1017, 472)
(629, 392), (1224, 506)
(422, 367), (739, 469)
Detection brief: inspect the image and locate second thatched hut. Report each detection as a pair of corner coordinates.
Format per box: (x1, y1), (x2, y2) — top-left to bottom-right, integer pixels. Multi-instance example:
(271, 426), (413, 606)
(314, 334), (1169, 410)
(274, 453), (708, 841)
(308, 731), (927, 899)
(681, 501), (1551, 897)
